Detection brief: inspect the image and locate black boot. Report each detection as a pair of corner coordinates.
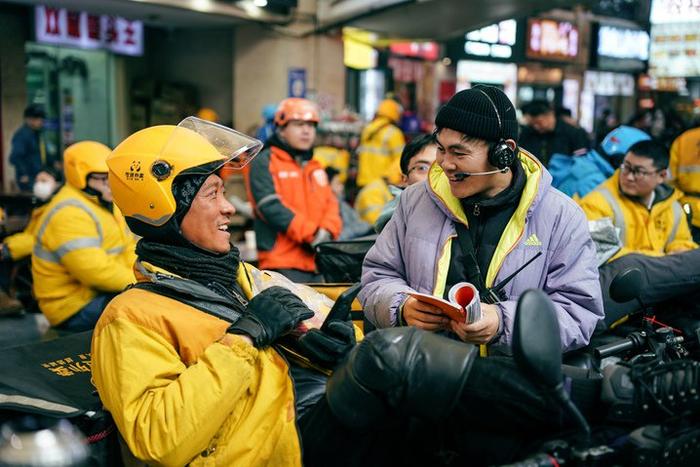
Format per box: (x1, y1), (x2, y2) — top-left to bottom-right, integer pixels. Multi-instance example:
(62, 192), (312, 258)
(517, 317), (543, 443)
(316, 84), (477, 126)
(326, 327), (477, 429)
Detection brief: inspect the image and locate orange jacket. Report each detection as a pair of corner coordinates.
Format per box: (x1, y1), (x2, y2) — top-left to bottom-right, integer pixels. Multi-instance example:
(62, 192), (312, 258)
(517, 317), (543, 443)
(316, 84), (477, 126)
(245, 145), (342, 272)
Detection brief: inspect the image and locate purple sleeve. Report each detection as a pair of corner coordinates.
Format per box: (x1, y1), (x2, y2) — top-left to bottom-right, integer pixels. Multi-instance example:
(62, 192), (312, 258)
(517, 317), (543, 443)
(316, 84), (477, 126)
(360, 194), (415, 328)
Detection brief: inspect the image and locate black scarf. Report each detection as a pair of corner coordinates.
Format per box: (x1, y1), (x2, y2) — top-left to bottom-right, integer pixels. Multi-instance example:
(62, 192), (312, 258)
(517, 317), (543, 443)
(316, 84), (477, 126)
(136, 239), (243, 305)
(266, 132), (314, 162)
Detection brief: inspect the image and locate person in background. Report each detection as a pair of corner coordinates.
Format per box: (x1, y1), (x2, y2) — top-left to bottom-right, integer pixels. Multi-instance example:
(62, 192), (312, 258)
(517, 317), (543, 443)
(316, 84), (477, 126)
(9, 104), (51, 191)
(32, 141), (136, 331)
(256, 104), (277, 144)
(579, 140), (699, 328)
(519, 99), (589, 166)
(325, 167), (372, 240)
(669, 125), (700, 242)
(556, 106), (579, 128)
(0, 167), (62, 316)
(245, 98), (341, 282)
(196, 107), (220, 123)
(356, 99), (405, 188)
(374, 133), (437, 233)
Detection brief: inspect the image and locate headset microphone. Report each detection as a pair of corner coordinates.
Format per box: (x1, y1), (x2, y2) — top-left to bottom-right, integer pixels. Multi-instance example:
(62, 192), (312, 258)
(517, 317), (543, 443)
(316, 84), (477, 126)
(452, 167), (510, 181)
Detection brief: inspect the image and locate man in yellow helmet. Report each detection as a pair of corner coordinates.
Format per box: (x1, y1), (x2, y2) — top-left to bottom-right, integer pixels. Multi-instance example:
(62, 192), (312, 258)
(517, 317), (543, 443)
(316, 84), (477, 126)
(93, 117), (605, 466)
(31, 141), (136, 331)
(356, 98), (405, 188)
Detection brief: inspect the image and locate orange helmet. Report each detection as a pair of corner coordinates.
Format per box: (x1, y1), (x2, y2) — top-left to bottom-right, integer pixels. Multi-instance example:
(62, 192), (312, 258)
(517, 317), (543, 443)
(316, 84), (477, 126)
(274, 98), (320, 127)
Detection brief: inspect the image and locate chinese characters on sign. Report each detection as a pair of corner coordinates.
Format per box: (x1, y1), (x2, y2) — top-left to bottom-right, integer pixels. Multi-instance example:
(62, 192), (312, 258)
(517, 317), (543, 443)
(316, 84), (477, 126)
(527, 19), (579, 61)
(35, 6), (144, 56)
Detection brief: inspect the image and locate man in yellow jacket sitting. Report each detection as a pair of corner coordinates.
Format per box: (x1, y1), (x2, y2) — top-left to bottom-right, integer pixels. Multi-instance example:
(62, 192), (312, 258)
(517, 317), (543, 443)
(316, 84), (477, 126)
(669, 125), (700, 242)
(579, 140), (700, 328)
(31, 141), (136, 331)
(93, 118), (602, 466)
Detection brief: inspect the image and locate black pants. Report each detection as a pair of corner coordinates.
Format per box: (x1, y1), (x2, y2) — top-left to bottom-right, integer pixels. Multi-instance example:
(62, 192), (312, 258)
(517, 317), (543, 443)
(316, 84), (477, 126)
(598, 250), (700, 329)
(299, 357), (589, 467)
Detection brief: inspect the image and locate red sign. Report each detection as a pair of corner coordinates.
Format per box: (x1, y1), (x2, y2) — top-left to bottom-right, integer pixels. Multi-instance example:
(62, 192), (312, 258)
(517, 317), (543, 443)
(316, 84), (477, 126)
(35, 5), (143, 56)
(389, 42), (440, 61)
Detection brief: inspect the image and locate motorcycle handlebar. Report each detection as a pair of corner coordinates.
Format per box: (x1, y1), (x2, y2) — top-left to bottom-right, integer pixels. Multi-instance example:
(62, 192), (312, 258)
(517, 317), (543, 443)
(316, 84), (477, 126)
(594, 331), (646, 359)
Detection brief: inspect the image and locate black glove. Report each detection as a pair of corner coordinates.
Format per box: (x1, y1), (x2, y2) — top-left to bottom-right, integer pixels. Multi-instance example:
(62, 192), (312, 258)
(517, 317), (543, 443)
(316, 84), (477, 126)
(228, 286), (314, 348)
(297, 320), (356, 366)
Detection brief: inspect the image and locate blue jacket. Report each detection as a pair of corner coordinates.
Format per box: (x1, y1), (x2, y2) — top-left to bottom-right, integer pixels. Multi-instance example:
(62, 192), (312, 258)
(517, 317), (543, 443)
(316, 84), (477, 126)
(9, 125), (45, 191)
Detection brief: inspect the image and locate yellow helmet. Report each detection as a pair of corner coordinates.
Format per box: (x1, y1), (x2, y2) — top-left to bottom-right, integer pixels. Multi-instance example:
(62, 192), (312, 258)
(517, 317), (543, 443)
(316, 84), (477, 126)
(63, 141), (111, 190)
(196, 107), (219, 123)
(376, 99), (402, 123)
(107, 117), (262, 235)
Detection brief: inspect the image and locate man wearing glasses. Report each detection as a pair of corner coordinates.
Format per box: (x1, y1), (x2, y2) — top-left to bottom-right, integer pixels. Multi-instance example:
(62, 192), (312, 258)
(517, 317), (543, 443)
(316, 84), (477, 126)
(579, 140), (700, 328)
(32, 141), (136, 331)
(372, 133), (437, 233)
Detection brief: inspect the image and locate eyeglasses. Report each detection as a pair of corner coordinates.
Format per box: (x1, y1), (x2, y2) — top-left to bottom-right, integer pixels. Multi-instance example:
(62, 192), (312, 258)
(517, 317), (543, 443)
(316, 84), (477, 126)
(407, 163), (431, 175)
(620, 163), (659, 179)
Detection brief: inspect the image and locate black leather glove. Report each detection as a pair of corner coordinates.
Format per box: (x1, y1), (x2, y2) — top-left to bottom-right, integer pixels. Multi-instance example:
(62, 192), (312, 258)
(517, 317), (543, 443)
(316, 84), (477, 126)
(228, 286), (314, 348)
(298, 320), (356, 366)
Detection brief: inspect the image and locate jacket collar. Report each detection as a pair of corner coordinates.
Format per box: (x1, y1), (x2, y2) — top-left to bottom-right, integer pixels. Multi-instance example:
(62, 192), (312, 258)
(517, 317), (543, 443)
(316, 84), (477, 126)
(427, 148), (548, 226)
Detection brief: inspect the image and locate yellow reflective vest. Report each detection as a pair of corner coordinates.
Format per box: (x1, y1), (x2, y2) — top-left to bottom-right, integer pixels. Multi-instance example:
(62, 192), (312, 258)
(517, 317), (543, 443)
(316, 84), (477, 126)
(356, 117), (405, 187)
(355, 178), (394, 224)
(91, 261), (303, 466)
(670, 127), (700, 228)
(4, 204), (47, 260)
(31, 185), (137, 325)
(578, 171), (698, 261)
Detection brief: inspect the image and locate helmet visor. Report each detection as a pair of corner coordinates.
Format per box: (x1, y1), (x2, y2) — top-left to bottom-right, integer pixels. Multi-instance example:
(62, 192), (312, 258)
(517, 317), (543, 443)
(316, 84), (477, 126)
(162, 117), (263, 176)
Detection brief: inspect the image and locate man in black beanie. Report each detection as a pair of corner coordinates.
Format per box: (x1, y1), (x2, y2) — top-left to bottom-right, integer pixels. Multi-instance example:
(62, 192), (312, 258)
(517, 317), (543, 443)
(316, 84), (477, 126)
(362, 86), (603, 354)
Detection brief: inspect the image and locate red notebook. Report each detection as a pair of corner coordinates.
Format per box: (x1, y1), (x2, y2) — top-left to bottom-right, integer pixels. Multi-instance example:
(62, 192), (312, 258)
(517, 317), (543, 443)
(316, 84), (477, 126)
(408, 282), (482, 324)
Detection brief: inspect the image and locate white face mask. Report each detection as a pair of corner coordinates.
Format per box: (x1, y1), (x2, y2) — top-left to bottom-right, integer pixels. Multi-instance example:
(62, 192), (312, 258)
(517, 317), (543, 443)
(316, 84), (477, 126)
(33, 180), (56, 201)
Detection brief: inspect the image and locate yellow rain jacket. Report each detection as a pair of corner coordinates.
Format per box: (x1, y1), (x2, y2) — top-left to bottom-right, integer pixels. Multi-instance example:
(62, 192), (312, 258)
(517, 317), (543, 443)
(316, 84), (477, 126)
(578, 171), (697, 261)
(31, 184), (137, 325)
(356, 117), (405, 187)
(354, 178), (394, 225)
(669, 127), (700, 228)
(91, 261), (305, 466)
(4, 204), (47, 260)
(313, 145), (351, 183)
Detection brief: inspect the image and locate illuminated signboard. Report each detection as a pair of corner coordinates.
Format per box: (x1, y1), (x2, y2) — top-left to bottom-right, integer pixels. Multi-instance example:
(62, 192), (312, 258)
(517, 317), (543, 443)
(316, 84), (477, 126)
(598, 25), (649, 60)
(389, 42), (439, 61)
(526, 18), (578, 61)
(593, 24), (649, 71)
(462, 19), (517, 59)
(35, 5), (143, 56)
(649, 21), (700, 77)
(650, 0), (700, 24)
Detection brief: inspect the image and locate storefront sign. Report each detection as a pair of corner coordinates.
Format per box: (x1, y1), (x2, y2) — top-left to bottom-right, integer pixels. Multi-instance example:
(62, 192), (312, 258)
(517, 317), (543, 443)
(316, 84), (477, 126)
(35, 6), (143, 56)
(526, 18), (579, 61)
(594, 24), (649, 72)
(463, 19), (517, 60)
(456, 60), (518, 104)
(649, 21), (700, 77)
(389, 42), (439, 61)
(650, 0), (700, 24)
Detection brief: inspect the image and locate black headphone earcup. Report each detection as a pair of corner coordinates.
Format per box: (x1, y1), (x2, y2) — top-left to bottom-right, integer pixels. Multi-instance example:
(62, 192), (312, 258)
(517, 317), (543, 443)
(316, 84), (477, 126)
(488, 140), (515, 170)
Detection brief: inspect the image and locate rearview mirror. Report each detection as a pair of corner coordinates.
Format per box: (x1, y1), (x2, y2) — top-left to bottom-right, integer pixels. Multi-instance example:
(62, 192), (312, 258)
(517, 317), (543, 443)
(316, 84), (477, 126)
(609, 268), (643, 304)
(512, 289), (562, 389)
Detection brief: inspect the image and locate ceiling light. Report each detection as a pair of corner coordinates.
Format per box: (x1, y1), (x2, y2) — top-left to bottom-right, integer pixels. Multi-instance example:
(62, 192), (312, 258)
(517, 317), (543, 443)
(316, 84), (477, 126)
(253, 0), (268, 7)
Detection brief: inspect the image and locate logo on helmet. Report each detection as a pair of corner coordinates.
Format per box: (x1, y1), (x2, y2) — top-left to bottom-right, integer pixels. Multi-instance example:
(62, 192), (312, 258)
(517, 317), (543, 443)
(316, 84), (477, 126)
(126, 160), (145, 182)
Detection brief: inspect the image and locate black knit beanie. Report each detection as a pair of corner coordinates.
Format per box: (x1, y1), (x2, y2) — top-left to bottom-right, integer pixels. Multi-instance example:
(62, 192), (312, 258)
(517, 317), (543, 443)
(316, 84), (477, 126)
(435, 86), (519, 143)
